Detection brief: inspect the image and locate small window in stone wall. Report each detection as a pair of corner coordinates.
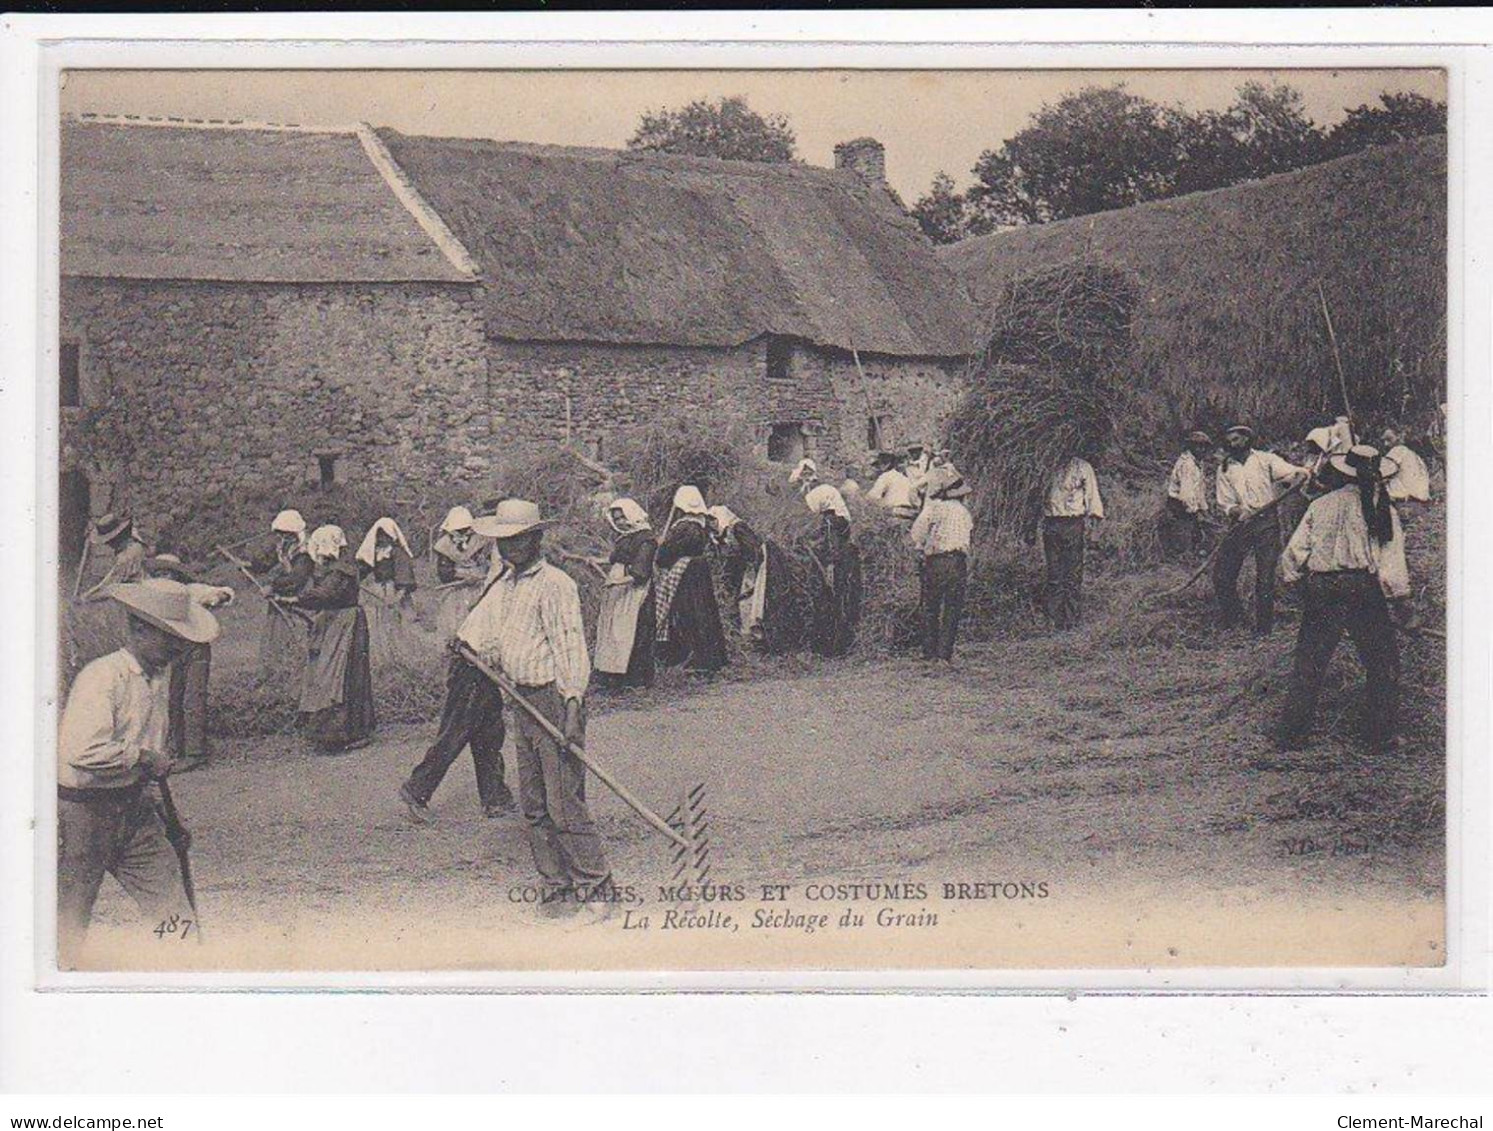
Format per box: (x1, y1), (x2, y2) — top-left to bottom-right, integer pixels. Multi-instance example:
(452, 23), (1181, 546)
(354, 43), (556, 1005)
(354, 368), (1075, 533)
(767, 422), (806, 465)
(766, 337), (793, 384)
(314, 448), (341, 488)
(60, 341), (81, 408)
(866, 413), (890, 451)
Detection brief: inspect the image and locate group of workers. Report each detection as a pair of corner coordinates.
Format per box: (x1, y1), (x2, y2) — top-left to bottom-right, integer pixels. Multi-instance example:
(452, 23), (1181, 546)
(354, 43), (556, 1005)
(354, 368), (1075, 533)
(55, 416), (1436, 959)
(1160, 418), (1433, 753)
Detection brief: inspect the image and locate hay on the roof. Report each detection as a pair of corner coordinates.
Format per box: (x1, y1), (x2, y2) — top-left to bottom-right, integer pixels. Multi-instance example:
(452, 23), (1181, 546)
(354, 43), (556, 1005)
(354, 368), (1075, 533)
(940, 136), (1448, 452)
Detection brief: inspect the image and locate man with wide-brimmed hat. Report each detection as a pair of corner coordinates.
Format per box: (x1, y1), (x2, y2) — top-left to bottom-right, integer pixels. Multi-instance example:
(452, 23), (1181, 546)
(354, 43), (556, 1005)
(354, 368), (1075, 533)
(909, 466), (975, 663)
(456, 500), (612, 918)
(1161, 431), (1213, 559)
(1277, 445), (1408, 752)
(57, 577), (220, 966)
(1214, 424), (1309, 635)
(79, 513), (149, 601)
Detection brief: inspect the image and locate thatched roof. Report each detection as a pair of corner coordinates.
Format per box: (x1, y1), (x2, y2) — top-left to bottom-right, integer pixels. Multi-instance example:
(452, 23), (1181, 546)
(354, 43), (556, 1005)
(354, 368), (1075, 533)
(942, 136), (1445, 324)
(61, 118), (474, 284)
(378, 130), (979, 356)
(939, 137), (1447, 443)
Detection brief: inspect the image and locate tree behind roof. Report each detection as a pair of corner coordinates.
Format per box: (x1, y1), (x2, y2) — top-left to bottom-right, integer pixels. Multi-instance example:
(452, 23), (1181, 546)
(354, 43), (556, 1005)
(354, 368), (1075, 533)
(627, 95), (797, 163)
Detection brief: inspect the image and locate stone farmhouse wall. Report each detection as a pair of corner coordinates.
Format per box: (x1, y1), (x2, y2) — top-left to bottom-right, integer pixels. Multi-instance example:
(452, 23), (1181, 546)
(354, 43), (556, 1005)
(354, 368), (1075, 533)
(60, 278), (489, 528)
(60, 277), (967, 537)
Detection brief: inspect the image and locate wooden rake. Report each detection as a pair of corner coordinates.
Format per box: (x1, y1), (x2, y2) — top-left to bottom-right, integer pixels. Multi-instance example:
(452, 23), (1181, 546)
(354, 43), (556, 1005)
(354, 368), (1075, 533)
(458, 645), (712, 891)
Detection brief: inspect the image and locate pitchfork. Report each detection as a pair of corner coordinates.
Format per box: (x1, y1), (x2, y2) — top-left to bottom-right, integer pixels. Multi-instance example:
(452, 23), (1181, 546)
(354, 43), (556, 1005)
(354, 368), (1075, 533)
(458, 644), (712, 893)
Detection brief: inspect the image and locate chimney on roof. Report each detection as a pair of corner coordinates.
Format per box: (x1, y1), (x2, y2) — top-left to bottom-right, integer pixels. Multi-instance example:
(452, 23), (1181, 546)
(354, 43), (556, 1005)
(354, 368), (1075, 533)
(834, 137), (886, 189)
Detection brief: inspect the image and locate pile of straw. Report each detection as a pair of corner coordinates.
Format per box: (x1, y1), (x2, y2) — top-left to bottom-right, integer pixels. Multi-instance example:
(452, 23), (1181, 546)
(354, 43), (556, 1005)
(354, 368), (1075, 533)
(946, 261), (1140, 540)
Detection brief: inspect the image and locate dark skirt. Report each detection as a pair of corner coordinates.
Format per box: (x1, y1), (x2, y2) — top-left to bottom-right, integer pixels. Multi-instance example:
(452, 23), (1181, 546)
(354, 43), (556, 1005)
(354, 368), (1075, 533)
(759, 540), (807, 656)
(809, 544), (863, 657)
(167, 643), (211, 762)
(596, 587), (658, 690)
(299, 607), (376, 752)
(657, 558), (729, 673)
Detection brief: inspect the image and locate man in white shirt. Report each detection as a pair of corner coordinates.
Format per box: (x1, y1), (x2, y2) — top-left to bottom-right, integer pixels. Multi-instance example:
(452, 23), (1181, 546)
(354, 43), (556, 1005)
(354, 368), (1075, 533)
(1041, 455), (1104, 629)
(1380, 428), (1432, 504)
(1161, 431), (1212, 559)
(57, 578), (220, 966)
(908, 468), (975, 663)
(1213, 424), (1309, 635)
(865, 451), (919, 517)
(1276, 446), (1406, 752)
(458, 499), (611, 919)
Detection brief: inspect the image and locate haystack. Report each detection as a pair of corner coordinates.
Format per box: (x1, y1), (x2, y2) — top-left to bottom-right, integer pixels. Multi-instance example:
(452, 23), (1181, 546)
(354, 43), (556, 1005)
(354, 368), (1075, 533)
(946, 261), (1140, 540)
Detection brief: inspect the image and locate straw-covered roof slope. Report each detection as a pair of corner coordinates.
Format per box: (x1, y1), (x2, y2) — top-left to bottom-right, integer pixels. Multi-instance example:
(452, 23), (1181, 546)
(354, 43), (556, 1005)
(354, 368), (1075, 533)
(378, 130), (980, 356)
(939, 137), (1447, 440)
(61, 119), (472, 283)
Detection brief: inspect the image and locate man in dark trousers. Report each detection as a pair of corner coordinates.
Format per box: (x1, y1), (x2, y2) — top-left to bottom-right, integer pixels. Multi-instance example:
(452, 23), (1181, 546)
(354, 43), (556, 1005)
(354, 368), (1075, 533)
(457, 499), (612, 921)
(57, 578), (219, 966)
(1162, 431), (1213, 559)
(1213, 424), (1309, 635)
(1040, 455), (1104, 629)
(908, 466), (974, 664)
(1276, 445), (1407, 752)
(400, 509), (514, 824)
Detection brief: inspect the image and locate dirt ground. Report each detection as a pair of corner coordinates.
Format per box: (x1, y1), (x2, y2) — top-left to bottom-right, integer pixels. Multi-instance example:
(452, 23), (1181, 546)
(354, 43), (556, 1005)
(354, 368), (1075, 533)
(81, 563), (1446, 972)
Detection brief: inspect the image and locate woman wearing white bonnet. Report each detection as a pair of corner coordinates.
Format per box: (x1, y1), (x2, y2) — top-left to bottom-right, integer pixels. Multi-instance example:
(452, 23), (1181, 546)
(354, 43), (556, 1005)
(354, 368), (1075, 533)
(802, 481), (862, 657)
(787, 458), (819, 491)
(356, 517), (418, 665)
(593, 497), (659, 689)
(287, 525), (375, 753)
(249, 507), (314, 678)
(432, 506), (490, 642)
(654, 485), (728, 673)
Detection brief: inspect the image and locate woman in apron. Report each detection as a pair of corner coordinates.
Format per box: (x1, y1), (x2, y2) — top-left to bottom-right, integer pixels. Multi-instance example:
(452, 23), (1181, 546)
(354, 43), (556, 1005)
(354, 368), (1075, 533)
(592, 497), (658, 690)
(356, 517), (418, 665)
(431, 506), (490, 642)
(802, 482), (863, 658)
(708, 506), (804, 655)
(288, 525), (375, 753)
(654, 485), (729, 674)
(250, 509), (313, 678)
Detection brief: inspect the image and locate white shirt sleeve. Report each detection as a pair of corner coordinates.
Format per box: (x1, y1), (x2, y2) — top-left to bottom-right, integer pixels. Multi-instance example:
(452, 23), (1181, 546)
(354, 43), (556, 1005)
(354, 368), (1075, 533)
(58, 661), (138, 773)
(1373, 509), (1412, 600)
(1217, 465), (1242, 518)
(1278, 502), (1313, 584)
(1083, 461), (1105, 519)
(908, 503), (933, 551)
(1264, 451), (1307, 487)
(1166, 456), (1185, 501)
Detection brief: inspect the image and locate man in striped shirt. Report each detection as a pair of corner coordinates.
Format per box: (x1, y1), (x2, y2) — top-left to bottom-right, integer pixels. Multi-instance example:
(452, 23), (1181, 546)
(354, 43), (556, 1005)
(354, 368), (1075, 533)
(458, 500), (612, 918)
(909, 468), (974, 663)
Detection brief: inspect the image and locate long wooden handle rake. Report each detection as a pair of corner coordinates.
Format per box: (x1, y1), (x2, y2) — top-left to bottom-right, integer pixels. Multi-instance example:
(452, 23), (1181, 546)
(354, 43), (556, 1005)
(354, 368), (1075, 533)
(458, 645), (712, 888)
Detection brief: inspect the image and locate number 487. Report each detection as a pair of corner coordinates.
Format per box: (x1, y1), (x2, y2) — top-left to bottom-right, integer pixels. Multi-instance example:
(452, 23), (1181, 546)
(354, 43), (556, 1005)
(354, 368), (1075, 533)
(154, 914), (196, 940)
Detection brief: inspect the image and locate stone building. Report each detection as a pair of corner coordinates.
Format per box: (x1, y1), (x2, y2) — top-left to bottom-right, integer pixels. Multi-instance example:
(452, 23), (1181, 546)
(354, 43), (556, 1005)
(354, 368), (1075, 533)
(59, 116), (978, 556)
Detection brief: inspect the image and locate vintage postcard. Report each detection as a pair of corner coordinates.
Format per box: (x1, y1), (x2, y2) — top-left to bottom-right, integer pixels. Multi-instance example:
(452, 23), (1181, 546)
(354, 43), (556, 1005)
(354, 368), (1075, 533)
(42, 62), (1457, 981)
